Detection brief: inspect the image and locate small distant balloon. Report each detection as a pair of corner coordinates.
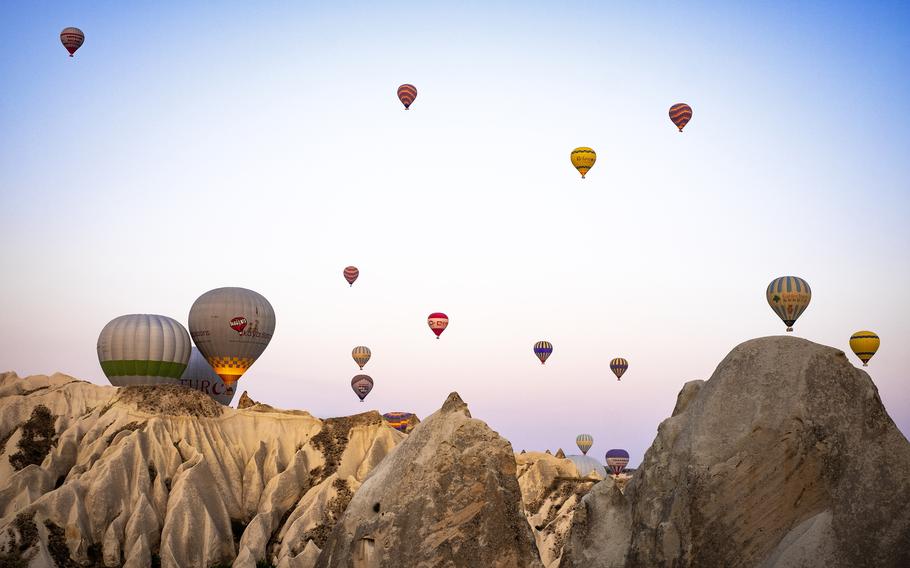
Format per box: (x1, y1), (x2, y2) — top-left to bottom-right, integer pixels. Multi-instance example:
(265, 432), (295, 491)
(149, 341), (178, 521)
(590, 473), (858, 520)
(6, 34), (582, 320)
(766, 276), (811, 332)
(352, 346), (372, 370)
(610, 358), (628, 381)
(428, 312), (448, 339)
(344, 266), (359, 286)
(382, 411), (416, 432)
(605, 449), (630, 475)
(849, 331), (880, 367)
(351, 374), (374, 402)
(669, 103), (693, 132)
(570, 147), (596, 179)
(398, 84), (417, 109)
(60, 27), (84, 57)
(576, 434), (593, 455)
(534, 341), (553, 365)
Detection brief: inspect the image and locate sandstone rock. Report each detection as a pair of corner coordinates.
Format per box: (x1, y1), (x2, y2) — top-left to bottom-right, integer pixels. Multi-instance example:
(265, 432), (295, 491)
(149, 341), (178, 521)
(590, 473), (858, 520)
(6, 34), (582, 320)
(558, 477), (630, 568)
(238, 391), (258, 409)
(316, 392), (543, 568)
(555, 448), (565, 459)
(564, 336), (910, 567)
(516, 451), (594, 567)
(0, 373), (401, 568)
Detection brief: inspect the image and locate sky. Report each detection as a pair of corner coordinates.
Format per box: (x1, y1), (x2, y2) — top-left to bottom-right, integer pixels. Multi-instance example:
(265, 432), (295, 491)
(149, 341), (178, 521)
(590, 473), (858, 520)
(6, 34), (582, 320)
(1, 1), (909, 466)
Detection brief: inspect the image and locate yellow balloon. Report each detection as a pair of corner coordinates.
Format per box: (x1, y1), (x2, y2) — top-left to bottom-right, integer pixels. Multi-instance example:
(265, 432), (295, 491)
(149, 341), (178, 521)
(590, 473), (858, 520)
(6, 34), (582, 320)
(571, 147), (596, 178)
(849, 331), (879, 366)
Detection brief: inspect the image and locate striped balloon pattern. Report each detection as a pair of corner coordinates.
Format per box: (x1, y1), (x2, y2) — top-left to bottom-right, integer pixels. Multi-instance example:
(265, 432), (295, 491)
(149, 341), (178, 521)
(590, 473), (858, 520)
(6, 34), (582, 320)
(352, 346), (371, 369)
(97, 314), (192, 387)
(351, 374), (374, 402)
(344, 266), (359, 286)
(605, 449), (630, 475)
(669, 103), (693, 132)
(60, 27), (84, 57)
(849, 331), (880, 366)
(397, 84), (417, 109)
(382, 412), (415, 432)
(570, 147), (596, 178)
(534, 341), (553, 364)
(188, 287), (276, 385)
(610, 358), (629, 381)
(179, 347), (236, 406)
(428, 312), (449, 338)
(766, 276), (811, 332)
(576, 434), (593, 455)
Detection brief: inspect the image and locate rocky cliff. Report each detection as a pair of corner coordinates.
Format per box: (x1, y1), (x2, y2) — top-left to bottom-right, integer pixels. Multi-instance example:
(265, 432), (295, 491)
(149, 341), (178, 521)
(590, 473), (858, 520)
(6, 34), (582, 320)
(0, 372), (402, 568)
(559, 336), (910, 568)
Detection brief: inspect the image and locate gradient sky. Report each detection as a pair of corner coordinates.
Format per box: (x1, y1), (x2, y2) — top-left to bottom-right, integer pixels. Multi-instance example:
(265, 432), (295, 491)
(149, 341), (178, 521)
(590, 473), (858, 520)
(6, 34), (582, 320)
(2, 1), (909, 466)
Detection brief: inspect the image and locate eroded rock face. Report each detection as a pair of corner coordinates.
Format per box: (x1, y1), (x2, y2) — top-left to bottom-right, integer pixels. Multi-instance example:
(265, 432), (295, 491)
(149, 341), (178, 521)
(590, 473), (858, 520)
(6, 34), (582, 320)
(0, 373), (402, 568)
(622, 337), (910, 567)
(558, 477), (630, 568)
(516, 451), (595, 567)
(316, 392), (543, 568)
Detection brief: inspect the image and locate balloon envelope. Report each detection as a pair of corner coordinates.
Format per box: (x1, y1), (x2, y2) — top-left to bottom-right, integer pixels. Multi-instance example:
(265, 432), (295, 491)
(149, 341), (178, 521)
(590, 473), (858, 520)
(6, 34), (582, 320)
(188, 287), (276, 385)
(382, 412), (416, 432)
(428, 312), (449, 338)
(344, 266), (359, 286)
(97, 314), (191, 387)
(352, 346), (371, 370)
(576, 434), (593, 455)
(534, 341), (553, 365)
(849, 331), (880, 366)
(610, 358), (628, 381)
(570, 147), (596, 178)
(351, 374), (374, 401)
(566, 455), (606, 478)
(605, 449), (630, 475)
(669, 103), (693, 132)
(766, 276), (811, 332)
(398, 84), (417, 109)
(179, 347), (236, 405)
(60, 27), (84, 57)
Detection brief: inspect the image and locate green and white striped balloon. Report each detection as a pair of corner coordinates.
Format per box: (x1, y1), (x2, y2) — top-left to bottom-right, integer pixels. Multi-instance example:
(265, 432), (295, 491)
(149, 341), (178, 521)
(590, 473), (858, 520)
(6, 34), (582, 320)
(97, 314), (192, 386)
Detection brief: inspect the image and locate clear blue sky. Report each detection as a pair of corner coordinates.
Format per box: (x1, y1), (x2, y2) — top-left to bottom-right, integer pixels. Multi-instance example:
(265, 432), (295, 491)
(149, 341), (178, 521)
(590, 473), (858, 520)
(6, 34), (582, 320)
(2, 1), (909, 465)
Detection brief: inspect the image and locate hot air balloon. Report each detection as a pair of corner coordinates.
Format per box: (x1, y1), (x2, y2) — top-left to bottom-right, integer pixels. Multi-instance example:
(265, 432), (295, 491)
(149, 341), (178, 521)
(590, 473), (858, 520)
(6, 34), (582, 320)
(188, 287), (276, 386)
(382, 411), (416, 432)
(179, 347), (236, 406)
(398, 84), (417, 109)
(534, 341), (553, 365)
(566, 455), (607, 478)
(60, 27), (84, 57)
(610, 358), (628, 381)
(351, 374), (374, 402)
(766, 277), (811, 332)
(570, 147), (596, 178)
(605, 449), (630, 476)
(849, 331), (880, 366)
(97, 314), (191, 386)
(428, 312), (448, 339)
(576, 434), (593, 455)
(352, 346), (371, 369)
(669, 103), (693, 132)
(344, 266), (359, 286)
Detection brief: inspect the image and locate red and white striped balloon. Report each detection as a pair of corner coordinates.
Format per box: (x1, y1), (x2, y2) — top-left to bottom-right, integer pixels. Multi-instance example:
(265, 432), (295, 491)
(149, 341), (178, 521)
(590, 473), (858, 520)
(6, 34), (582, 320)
(343, 266), (359, 286)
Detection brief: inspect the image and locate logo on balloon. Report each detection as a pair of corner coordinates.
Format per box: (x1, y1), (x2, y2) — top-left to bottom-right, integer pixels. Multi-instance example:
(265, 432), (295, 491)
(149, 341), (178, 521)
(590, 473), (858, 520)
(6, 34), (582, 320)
(230, 316), (248, 334)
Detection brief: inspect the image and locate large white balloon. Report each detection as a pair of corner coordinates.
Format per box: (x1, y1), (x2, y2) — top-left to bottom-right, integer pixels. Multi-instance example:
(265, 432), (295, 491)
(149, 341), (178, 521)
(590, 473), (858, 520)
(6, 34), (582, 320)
(97, 314), (192, 386)
(188, 287), (275, 386)
(179, 347), (237, 406)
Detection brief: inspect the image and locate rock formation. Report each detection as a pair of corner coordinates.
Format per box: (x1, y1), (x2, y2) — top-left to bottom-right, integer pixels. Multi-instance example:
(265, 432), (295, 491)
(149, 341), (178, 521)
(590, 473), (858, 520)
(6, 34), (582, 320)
(0, 372), (402, 568)
(237, 390), (258, 409)
(559, 336), (910, 567)
(516, 451), (595, 567)
(316, 392), (543, 568)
